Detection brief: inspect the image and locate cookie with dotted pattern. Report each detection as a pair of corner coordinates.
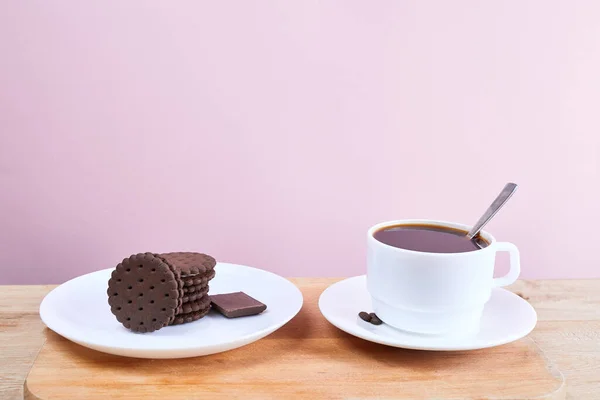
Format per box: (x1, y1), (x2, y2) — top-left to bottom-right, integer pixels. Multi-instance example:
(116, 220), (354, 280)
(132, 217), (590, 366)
(107, 253), (182, 333)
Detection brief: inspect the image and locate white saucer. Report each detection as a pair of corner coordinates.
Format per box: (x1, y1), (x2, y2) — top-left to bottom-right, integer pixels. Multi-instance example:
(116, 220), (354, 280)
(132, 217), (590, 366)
(318, 275), (537, 351)
(40, 263), (303, 359)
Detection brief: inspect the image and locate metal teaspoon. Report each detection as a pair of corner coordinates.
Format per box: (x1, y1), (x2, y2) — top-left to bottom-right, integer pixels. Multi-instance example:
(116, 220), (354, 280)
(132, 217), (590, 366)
(467, 182), (518, 247)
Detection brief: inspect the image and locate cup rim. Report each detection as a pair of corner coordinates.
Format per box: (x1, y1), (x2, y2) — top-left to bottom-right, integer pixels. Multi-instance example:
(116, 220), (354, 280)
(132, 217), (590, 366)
(368, 219), (497, 257)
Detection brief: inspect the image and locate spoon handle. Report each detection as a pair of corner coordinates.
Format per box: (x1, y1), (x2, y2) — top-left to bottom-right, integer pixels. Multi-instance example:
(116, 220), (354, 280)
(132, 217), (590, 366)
(467, 182), (518, 239)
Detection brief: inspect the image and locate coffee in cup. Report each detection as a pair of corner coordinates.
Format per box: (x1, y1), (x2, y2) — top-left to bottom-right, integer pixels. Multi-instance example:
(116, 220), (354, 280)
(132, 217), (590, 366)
(366, 219), (520, 336)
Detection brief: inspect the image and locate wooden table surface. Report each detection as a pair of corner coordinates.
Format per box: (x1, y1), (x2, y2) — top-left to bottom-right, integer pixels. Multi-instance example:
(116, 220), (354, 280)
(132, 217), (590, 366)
(1, 279), (599, 399)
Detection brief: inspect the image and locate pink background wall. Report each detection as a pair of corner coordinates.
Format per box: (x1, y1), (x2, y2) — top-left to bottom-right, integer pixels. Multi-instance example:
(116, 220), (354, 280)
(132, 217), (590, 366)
(1, 1), (599, 284)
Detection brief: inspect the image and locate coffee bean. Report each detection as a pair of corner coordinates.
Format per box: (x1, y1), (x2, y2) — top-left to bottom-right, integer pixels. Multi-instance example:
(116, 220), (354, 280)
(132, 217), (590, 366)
(515, 292), (530, 300)
(358, 311), (372, 322)
(369, 313), (383, 325)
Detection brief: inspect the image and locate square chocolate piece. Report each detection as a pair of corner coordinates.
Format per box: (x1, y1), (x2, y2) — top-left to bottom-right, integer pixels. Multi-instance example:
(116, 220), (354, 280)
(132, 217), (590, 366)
(210, 292), (267, 318)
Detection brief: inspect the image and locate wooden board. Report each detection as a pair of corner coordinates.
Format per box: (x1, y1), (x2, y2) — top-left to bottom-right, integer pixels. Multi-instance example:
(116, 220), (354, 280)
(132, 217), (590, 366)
(24, 281), (565, 400)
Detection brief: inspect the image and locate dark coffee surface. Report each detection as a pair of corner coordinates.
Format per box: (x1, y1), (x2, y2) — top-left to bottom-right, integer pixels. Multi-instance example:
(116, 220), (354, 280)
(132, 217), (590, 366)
(373, 224), (489, 253)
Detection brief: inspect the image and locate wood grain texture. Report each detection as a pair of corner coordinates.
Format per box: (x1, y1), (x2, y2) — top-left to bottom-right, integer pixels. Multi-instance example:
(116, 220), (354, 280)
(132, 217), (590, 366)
(25, 281), (564, 399)
(24, 331), (565, 400)
(0, 286), (53, 400)
(0, 280), (598, 399)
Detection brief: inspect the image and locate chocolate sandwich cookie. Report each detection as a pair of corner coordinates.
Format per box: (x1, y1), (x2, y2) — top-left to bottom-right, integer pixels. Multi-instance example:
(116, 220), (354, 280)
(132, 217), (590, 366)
(157, 252), (216, 277)
(107, 252), (217, 333)
(170, 307), (212, 326)
(183, 285), (210, 297)
(183, 284), (209, 294)
(107, 253), (183, 333)
(182, 269), (216, 287)
(176, 295), (212, 315)
(181, 290), (209, 304)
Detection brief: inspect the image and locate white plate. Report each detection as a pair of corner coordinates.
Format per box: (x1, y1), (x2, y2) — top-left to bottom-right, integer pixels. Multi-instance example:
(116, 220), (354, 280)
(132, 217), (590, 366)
(40, 263), (303, 359)
(318, 275), (537, 351)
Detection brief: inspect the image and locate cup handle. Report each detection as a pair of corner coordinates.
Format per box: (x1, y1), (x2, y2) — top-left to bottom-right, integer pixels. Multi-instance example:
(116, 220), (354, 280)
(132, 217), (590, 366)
(492, 242), (521, 288)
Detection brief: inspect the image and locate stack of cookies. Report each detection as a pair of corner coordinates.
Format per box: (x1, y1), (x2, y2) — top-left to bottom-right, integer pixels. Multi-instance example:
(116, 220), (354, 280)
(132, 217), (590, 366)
(107, 252), (216, 333)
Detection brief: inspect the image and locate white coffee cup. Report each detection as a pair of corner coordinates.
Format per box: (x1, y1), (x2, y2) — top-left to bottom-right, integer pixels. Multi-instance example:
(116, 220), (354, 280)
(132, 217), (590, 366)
(366, 219), (520, 336)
